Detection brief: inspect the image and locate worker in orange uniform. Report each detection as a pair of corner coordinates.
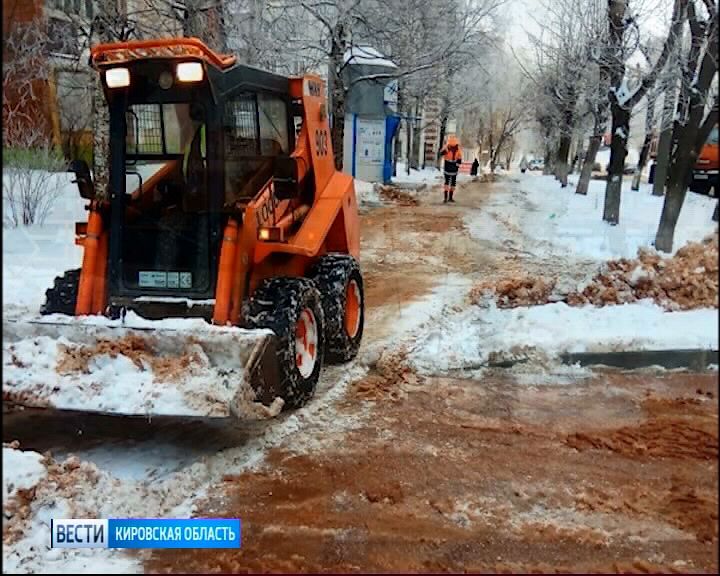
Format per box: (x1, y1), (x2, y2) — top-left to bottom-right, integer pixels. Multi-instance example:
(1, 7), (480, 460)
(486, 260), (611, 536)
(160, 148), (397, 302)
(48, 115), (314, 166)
(438, 135), (462, 203)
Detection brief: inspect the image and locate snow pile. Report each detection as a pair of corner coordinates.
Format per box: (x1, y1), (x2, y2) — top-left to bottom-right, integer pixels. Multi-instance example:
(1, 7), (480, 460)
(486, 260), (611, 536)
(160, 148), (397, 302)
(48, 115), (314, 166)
(376, 184), (419, 205)
(504, 173), (718, 261)
(3, 320), (278, 419)
(470, 276), (557, 308)
(567, 233), (718, 310)
(3, 445), (47, 502)
(3, 447), (145, 574)
(354, 179), (383, 206)
(3, 361), (369, 574)
(409, 299), (719, 374)
(470, 233), (718, 311)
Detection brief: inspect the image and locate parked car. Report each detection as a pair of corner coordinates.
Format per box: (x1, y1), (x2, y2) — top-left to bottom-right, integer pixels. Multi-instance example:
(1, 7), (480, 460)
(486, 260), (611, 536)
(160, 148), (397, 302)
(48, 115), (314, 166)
(528, 158), (544, 171)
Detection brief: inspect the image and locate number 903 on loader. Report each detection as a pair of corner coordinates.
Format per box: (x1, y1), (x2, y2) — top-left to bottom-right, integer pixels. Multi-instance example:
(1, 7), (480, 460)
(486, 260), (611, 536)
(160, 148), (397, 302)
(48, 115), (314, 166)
(2, 38), (365, 420)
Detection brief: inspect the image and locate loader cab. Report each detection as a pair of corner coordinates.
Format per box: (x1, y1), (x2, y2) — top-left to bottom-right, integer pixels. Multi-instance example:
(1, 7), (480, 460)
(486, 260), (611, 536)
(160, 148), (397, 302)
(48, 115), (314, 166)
(95, 46), (294, 318)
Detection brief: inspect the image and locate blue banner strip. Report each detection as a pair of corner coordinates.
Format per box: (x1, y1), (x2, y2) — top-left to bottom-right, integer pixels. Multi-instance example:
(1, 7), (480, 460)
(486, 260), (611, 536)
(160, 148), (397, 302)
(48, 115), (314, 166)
(108, 519), (241, 549)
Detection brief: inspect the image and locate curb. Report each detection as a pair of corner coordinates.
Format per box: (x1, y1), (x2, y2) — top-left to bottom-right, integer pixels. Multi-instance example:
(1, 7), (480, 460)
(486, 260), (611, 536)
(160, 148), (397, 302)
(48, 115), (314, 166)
(387, 182), (430, 191)
(560, 349), (719, 371)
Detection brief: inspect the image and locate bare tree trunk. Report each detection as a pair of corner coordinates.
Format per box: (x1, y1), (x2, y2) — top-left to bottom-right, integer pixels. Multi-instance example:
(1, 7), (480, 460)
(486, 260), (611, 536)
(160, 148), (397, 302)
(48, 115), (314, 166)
(577, 134), (602, 195)
(438, 115), (447, 167)
(632, 92), (657, 191)
(655, 6), (718, 250)
(328, 34), (346, 171)
(653, 87), (677, 195)
(570, 139), (584, 175)
(393, 88), (404, 177)
(405, 117), (411, 175)
(555, 134), (572, 187)
(410, 102), (421, 169)
(603, 0), (629, 225)
(603, 105), (630, 224)
(92, 0), (125, 199)
(489, 130), (495, 173)
(542, 143), (554, 175)
(654, 178), (687, 252)
(655, 108), (718, 252)
(713, 201), (719, 222)
(393, 126), (401, 177)
(92, 77), (110, 199)
(652, 124), (673, 196)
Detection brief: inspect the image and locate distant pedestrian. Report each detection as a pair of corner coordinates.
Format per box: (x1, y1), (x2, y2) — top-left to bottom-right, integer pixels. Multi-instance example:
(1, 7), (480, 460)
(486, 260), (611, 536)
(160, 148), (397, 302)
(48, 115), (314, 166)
(519, 155), (528, 173)
(438, 134), (462, 203)
(470, 157), (479, 176)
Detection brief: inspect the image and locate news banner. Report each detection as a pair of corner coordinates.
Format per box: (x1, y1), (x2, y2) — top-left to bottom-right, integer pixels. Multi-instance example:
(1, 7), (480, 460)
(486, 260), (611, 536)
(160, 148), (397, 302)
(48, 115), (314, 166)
(51, 519), (241, 549)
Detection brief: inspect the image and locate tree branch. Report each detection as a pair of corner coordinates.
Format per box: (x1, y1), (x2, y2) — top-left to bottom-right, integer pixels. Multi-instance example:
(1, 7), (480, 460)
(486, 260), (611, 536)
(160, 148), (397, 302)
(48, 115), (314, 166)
(626, 0), (689, 109)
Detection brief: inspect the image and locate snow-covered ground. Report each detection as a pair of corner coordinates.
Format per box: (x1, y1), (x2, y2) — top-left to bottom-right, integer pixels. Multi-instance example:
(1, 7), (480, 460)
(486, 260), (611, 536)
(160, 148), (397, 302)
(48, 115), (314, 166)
(3, 173), (86, 318)
(392, 161), (442, 185)
(468, 171), (718, 261)
(410, 298), (718, 374)
(594, 147), (640, 172)
(405, 172), (719, 374)
(354, 179), (383, 206)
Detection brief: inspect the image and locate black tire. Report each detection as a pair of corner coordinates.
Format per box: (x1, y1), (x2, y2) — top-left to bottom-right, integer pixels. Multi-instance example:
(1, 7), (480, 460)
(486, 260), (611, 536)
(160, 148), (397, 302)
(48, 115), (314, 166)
(244, 277), (325, 410)
(40, 269), (80, 315)
(310, 254), (364, 363)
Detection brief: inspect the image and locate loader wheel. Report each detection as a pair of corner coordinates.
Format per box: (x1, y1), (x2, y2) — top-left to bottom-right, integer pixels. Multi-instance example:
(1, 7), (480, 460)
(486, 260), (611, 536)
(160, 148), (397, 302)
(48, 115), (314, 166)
(311, 254), (364, 363)
(245, 278), (325, 410)
(40, 268), (80, 316)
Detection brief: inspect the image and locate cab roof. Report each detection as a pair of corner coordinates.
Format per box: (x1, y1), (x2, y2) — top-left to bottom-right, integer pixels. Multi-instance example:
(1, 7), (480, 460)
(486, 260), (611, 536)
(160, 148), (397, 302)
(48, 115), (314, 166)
(90, 37), (237, 71)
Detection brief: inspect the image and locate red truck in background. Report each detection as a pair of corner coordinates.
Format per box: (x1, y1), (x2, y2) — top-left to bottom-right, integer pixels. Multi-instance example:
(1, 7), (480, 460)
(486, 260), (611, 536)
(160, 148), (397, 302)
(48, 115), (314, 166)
(690, 124), (719, 197)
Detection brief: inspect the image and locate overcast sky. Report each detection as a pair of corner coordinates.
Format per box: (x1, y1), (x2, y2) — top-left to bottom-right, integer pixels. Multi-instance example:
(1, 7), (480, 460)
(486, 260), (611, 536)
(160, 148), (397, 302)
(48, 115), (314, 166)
(502, 0), (675, 59)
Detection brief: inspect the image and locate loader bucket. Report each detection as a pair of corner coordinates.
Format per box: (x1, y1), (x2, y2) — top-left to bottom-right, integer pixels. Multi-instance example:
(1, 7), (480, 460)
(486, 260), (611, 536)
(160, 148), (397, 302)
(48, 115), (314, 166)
(2, 318), (284, 420)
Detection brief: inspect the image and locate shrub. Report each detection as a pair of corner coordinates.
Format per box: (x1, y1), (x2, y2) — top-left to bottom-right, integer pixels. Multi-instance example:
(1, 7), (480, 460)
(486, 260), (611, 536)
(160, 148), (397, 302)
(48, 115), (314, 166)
(3, 140), (67, 227)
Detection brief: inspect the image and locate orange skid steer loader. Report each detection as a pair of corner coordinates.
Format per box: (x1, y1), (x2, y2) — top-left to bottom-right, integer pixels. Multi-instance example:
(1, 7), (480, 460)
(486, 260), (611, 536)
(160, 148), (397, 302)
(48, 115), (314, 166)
(3, 38), (364, 419)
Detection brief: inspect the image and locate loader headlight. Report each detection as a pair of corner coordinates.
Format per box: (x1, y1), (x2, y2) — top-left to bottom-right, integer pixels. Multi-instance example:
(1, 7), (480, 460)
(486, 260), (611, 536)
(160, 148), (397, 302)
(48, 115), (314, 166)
(105, 67), (130, 88)
(176, 62), (204, 83)
(258, 226), (284, 242)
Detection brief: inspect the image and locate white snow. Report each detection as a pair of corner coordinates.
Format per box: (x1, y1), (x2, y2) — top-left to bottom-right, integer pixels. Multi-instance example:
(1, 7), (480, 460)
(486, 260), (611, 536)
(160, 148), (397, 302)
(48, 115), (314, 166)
(3, 319), (277, 419)
(2, 362), (368, 574)
(594, 147), (639, 171)
(3, 447), (47, 501)
(3, 172), (86, 318)
(612, 77), (632, 106)
(393, 161), (442, 185)
(343, 45), (397, 68)
(471, 173), (718, 261)
(410, 299), (719, 374)
(3, 159), (717, 575)
(354, 179), (383, 206)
